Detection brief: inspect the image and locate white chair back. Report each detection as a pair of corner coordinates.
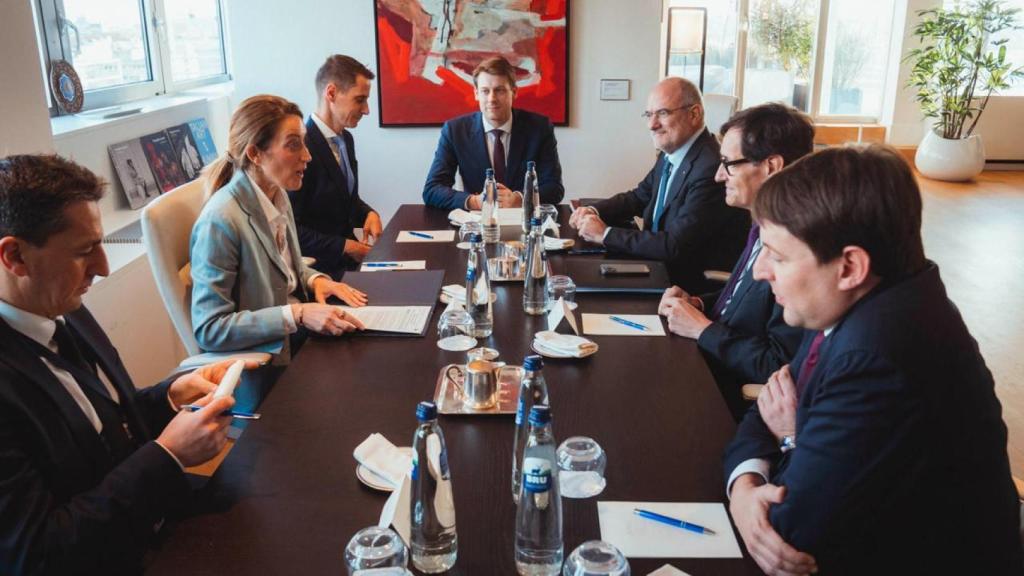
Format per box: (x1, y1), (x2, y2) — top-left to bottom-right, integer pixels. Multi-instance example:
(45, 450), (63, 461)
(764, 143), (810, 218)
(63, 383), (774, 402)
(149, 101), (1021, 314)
(703, 93), (739, 136)
(141, 179), (206, 357)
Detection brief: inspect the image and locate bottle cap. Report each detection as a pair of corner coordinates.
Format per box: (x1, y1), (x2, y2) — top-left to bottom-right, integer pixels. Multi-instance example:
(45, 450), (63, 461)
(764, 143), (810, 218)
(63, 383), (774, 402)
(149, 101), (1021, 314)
(526, 160), (536, 169)
(523, 355), (543, 371)
(468, 232), (482, 243)
(466, 268), (476, 282)
(530, 217), (542, 227)
(416, 401), (437, 421)
(528, 404), (551, 426)
(485, 168), (494, 177)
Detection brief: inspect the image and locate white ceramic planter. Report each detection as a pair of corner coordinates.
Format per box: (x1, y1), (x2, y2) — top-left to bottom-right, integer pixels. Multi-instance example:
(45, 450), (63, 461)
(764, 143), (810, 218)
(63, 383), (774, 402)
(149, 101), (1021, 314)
(915, 130), (985, 181)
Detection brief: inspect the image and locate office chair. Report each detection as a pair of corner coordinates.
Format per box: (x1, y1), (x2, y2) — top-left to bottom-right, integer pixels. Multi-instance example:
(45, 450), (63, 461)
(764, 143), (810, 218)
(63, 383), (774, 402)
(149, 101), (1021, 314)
(141, 179), (271, 371)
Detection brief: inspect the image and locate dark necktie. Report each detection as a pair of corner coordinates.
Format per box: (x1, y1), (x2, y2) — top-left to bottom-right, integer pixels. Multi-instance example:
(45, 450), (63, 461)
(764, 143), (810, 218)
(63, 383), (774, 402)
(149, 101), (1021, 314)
(54, 319), (95, 375)
(711, 225), (761, 320)
(490, 129), (506, 185)
(330, 135), (355, 192)
(795, 331), (826, 397)
(651, 159), (674, 232)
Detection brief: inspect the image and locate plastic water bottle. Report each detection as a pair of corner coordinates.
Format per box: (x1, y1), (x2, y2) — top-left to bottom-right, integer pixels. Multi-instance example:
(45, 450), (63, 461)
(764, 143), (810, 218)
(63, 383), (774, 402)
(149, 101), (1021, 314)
(523, 217), (547, 315)
(514, 405), (563, 575)
(522, 160), (539, 234)
(512, 355), (549, 503)
(482, 168), (500, 244)
(410, 402), (458, 573)
(465, 233), (493, 337)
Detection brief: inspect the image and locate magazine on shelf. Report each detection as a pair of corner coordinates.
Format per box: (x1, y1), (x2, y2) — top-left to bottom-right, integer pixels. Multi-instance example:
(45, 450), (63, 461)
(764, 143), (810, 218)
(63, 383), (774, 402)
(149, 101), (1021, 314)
(187, 117), (219, 165)
(108, 139), (161, 210)
(141, 130), (189, 193)
(167, 123), (205, 181)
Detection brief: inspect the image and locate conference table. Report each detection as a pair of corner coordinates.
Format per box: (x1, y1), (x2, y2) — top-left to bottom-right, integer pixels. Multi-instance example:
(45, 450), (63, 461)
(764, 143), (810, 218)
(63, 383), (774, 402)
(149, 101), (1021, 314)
(148, 205), (759, 575)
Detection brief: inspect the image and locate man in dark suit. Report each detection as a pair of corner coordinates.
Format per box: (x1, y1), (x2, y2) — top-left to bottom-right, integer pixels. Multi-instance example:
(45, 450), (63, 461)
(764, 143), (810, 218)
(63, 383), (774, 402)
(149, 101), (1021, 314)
(658, 104), (812, 418)
(0, 155), (246, 574)
(569, 77), (749, 293)
(290, 55), (382, 278)
(724, 146), (1021, 575)
(422, 56), (564, 211)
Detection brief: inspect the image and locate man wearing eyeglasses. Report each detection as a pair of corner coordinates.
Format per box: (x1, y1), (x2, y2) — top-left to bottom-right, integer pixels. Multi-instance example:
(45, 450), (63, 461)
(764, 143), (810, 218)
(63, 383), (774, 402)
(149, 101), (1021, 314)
(422, 56), (564, 211)
(658, 103), (813, 419)
(569, 77), (748, 293)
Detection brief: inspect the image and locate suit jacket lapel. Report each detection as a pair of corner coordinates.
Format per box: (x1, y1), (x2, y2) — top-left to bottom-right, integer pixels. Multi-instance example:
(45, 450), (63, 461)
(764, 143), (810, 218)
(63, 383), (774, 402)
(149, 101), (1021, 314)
(230, 172), (291, 281)
(0, 319), (110, 458)
(505, 110), (527, 184)
(644, 153), (668, 224)
(662, 129), (710, 211)
(306, 117), (347, 195)
(344, 130), (358, 196)
(470, 113), (491, 181)
(720, 263), (758, 322)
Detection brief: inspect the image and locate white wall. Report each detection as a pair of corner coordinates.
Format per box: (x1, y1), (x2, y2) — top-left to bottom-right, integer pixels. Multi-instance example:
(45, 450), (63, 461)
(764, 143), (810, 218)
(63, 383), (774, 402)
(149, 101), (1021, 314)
(0, 0), (54, 155)
(225, 0), (663, 223)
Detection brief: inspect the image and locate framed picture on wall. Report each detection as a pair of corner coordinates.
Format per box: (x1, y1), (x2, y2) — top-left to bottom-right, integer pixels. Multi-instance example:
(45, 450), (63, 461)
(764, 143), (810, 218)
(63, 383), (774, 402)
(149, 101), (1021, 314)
(373, 0), (570, 127)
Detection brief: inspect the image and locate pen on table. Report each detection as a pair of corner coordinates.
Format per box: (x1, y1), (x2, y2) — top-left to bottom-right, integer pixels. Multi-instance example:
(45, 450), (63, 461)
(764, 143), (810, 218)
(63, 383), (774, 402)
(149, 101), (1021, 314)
(181, 404), (261, 420)
(609, 315), (649, 331)
(364, 262), (400, 268)
(633, 508), (716, 536)
(409, 231), (434, 239)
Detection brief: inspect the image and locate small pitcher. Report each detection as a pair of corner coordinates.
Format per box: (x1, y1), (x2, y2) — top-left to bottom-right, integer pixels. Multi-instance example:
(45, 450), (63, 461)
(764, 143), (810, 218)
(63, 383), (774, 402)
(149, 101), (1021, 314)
(464, 359), (506, 410)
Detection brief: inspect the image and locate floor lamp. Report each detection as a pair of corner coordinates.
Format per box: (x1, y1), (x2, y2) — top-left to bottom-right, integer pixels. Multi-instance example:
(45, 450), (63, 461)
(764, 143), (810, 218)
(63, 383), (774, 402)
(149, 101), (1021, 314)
(666, 7), (707, 91)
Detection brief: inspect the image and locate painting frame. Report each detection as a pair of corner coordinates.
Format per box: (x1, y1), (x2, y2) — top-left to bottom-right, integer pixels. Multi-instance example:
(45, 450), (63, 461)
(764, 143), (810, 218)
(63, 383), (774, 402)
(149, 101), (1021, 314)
(372, 0), (571, 128)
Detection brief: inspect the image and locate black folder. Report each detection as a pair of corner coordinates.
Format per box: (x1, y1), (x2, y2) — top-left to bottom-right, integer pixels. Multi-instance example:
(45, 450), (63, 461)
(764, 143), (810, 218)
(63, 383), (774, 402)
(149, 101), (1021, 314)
(329, 269), (444, 336)
(559, 259), (671, 294)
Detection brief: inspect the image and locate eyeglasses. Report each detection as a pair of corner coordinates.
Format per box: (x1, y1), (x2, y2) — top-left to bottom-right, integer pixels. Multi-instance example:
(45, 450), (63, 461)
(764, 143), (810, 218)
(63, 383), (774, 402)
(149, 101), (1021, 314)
(719, 156), (754, 176)
(640, 103), (697, 120)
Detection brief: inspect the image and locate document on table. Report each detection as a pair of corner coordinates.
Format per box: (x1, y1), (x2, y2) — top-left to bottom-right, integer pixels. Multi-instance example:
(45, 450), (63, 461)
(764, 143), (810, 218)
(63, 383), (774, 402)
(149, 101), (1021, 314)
(597, 501), (741, 558)
(337, 306), (432, 334)
(582, 314), (666, 336)
(448, 207), (523, 226)
(396, 230), (456, 243)
(359, 260), (427, 272)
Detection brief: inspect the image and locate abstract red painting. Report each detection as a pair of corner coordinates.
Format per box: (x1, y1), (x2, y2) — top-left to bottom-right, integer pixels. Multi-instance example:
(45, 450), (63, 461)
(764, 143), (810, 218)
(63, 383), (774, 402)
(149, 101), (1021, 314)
(373, 0), (570, 126)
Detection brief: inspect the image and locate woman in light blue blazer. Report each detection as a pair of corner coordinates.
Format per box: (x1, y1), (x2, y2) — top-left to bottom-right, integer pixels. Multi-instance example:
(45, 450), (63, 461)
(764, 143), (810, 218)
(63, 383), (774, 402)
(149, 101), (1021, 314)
(190, 95), (368, 360)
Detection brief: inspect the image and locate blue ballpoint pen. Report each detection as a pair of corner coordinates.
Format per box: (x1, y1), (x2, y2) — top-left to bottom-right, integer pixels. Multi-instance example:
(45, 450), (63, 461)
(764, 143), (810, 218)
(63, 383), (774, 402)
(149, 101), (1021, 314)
(409, 231), (434, 239)
(609, 315), (649, 331)
(181, 404), (261, 420)
(364, 262), (400, 267)
(633, 508), (716, 535)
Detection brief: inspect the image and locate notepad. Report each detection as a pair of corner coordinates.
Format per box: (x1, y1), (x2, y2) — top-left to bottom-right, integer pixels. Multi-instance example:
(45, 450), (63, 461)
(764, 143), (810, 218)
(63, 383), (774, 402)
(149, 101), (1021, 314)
(397, 230), (456, 243)
(359, 260), (427, 272)
(582, 314), (666, 336)
(597, 501), (741, 558)
(336, 306), (432, 334)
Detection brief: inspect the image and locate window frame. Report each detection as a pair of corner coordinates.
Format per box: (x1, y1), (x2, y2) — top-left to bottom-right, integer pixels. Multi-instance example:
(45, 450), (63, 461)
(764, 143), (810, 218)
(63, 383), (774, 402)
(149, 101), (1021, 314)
(36, 0), (231, 117)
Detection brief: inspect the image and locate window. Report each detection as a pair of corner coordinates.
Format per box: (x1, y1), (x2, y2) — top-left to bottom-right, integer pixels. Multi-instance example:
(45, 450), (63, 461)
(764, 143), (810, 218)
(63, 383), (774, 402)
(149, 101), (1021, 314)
(35, 0), (229, 115)
(663, 0), (900, 123)
(944, 0), (1024, 96)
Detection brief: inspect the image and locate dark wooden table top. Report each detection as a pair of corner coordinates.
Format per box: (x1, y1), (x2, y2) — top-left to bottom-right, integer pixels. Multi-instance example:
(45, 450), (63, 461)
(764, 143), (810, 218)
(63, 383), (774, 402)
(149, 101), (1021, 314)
(148, 205), (758, 575)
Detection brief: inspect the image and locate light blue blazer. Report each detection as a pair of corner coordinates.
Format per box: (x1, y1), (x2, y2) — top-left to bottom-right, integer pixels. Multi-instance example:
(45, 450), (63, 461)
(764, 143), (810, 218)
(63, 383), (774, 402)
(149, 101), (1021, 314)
(189, 169), (318, 356)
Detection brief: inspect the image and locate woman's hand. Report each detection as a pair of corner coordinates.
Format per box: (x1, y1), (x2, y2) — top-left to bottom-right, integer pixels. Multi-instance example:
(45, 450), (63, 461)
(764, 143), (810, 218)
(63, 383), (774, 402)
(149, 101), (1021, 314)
(313, 277), (368, 307)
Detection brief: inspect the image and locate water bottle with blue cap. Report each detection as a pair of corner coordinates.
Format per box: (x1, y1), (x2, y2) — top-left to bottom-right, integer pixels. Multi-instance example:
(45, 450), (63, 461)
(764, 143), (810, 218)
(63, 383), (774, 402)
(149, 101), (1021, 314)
(512, 355), (549, 502)
(514, 405), (563, 575)
(410, 402), (457, 573)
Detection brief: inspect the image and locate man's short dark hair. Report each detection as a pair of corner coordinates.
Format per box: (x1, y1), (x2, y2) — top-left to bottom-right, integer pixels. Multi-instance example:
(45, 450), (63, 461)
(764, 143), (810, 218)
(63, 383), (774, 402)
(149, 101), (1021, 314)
(753, 144), (926, 279)
(472, 56), (518, 89)
(720, 103), (815, 166)
(315, 55), (375, 96)
(0, 154), (105, 246)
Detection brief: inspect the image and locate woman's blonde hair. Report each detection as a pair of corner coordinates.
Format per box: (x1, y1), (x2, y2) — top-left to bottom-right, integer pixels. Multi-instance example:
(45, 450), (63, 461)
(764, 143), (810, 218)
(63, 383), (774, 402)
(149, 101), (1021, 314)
(203, 94), (303, 198)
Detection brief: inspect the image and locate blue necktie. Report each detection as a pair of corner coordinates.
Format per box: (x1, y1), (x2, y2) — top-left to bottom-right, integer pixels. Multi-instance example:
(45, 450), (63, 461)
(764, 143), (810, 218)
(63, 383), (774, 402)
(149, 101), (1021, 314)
(330, 135), (356, 193)
(651, 159), (674, 232)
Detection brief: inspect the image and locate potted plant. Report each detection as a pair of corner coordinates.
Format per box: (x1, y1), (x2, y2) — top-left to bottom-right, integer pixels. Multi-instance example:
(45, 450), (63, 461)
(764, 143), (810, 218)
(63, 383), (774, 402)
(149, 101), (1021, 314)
(906, 0), (1022, 181)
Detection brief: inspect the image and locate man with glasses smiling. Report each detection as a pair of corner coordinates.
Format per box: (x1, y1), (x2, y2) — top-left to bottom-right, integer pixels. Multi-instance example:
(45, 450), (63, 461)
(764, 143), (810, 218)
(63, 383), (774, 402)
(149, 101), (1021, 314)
(659, 103), (813, 418)
(423, 56), (564, 211)
(569, 77), (748, 292)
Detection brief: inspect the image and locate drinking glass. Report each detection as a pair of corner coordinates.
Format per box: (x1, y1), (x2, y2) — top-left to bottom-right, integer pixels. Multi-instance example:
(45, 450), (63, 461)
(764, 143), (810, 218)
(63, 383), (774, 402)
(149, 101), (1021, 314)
(437, 308), (476, 351)
(458, 221), (483, 249)
(546, 275), (576, 311)
(344, 526), (408, 575)
(562, 540), (630, 576)
(556, 436), (607, 498)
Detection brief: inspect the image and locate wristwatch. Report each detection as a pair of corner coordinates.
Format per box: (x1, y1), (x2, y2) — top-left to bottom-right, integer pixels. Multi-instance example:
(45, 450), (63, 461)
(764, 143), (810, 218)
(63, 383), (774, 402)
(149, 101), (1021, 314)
(780, 435), (797, 453)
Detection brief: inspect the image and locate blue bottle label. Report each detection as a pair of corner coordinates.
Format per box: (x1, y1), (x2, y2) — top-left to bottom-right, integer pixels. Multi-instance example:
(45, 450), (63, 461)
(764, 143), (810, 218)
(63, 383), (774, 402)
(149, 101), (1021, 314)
(439, 446), (450, 478)
(522, 457), (551, 493)
(515, 396), (526, 426)
(411, 453), (419, 481)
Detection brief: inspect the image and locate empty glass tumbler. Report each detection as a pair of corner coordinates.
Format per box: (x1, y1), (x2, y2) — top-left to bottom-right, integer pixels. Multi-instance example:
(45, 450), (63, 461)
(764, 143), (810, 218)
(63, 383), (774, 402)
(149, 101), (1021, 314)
(562, 540), (630, 576)
(344, 526), (408, 575)
(556, 436), (607, 498)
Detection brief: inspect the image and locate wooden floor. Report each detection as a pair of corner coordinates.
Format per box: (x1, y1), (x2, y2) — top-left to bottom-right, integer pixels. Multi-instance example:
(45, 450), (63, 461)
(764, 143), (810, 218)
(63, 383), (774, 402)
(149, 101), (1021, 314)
(917, 170), (1024, 478)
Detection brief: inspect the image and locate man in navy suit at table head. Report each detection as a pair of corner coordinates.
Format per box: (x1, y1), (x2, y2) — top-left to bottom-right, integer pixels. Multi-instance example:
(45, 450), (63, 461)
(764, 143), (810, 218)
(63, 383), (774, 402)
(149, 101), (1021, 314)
(723, 144), (1021, 575)
(422, 56), (564, 211)
(658, 103), (813, 418)
(290, 55), (383, 277)
(0, 154), (250, 573)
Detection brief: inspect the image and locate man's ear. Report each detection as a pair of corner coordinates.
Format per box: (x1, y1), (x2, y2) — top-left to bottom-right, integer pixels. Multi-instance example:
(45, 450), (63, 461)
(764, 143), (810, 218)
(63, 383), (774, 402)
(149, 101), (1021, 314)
(0, 236), (30, 277)
(764, 154), (785, 175)
(836, 245), (873, 292)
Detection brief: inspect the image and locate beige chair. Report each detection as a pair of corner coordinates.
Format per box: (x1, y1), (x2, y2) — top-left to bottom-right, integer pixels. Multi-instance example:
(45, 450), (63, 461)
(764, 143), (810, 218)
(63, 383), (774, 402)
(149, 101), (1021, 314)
(703, 93), (739, 136)
(141, 179), (270, 371)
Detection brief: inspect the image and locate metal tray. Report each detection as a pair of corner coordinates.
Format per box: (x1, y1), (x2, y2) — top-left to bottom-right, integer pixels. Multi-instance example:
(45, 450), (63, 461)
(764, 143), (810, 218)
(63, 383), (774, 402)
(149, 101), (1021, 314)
(434, 363), (523, 415)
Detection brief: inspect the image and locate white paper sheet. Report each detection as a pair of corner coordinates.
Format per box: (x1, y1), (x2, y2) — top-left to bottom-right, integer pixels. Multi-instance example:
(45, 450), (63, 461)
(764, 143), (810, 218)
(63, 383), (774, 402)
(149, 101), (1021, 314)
(396, 230), (456, 243)
(597, 501), (742, 558)
(448, 208), (523, 226)
(379, 473), (411, 546)
(582, 314), (666, 336)
(337, 306), (432, 334)
(359, 260), (427, 272)
(647, 565), (692, 576)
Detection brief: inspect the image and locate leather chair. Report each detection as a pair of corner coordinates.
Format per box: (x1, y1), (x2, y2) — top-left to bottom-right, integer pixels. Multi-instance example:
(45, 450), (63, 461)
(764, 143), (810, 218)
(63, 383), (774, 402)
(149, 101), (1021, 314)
(141, 179), (271, 370)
